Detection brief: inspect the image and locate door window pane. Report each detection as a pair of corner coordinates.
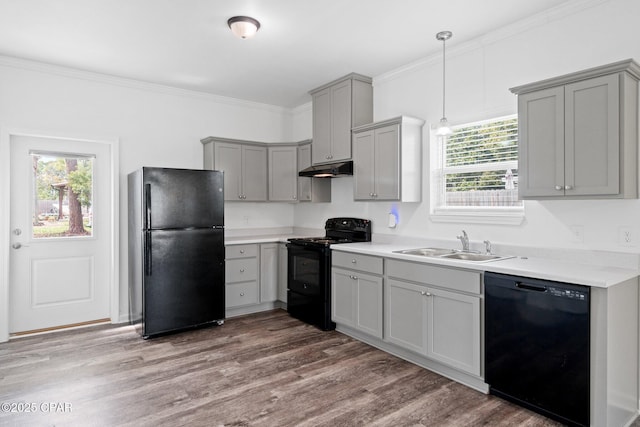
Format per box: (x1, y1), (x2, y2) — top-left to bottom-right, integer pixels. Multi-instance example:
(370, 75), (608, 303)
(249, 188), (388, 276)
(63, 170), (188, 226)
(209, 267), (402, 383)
(31, 152), (94, 238)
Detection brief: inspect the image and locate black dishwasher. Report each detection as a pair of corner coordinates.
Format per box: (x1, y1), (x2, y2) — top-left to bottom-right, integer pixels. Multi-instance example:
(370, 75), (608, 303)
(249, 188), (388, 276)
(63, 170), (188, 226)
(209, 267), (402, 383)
(484, 272), (590, 427)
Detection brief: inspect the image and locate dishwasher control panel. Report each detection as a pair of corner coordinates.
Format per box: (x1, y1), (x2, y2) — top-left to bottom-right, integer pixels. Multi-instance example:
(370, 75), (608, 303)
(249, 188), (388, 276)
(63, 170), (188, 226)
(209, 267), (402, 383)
(548, 286), (588, 300)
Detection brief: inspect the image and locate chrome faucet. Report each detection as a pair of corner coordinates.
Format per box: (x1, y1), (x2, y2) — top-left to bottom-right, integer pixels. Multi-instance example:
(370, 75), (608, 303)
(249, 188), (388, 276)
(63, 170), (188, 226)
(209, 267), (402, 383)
(483, 240), (492, 255)
(457, 230), (469, 252)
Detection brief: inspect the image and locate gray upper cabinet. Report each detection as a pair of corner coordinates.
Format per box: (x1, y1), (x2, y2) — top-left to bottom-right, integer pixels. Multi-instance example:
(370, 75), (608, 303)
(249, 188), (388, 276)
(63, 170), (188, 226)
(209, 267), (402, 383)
(204, 137), (330, 203)
(297, 142), (331, 203)
(512, 59), (640, 199)
(309, 73), (373, 165)
(202, 138), (267, 201)
(352, 116), (424, 202)
(268, 145), (298, 202)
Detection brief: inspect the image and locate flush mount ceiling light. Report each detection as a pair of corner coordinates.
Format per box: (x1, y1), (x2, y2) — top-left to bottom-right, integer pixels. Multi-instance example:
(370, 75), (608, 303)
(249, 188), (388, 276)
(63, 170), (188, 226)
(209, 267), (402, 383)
(228, 16), (261, 39)
(436, 30), (453, 136)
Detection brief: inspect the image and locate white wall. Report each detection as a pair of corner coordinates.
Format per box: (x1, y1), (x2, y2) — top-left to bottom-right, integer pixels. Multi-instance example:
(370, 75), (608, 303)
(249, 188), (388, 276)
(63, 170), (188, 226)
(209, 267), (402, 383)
(294, 0), (640, 255)
(0, 61), (295, 321)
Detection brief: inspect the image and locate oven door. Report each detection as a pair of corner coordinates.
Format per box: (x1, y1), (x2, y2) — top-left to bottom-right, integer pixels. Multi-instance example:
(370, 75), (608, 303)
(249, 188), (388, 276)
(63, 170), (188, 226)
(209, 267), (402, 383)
(286, 243), (333, 330)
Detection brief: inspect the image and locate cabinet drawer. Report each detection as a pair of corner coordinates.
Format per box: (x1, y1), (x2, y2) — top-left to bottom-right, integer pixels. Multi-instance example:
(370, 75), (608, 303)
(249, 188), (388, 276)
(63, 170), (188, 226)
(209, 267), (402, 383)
(226, 244), (258, 259)
(386, 259), (481, 294)
(226, 281), (259, 308)
(333, 251), (383, 275)
(225, 258), (258, 283)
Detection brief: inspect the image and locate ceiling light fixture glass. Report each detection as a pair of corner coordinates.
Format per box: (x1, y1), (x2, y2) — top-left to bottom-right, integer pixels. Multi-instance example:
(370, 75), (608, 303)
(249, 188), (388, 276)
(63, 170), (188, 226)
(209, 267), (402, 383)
(228, 16), (261, 39)
(435, 30), (453, 136)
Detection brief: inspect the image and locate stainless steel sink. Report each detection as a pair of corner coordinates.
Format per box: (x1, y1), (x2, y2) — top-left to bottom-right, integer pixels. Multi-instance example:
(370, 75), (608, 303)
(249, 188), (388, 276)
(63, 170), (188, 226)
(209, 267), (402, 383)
(440, 252), (510, 262)
(393, 247), (456, 257)
(393, 247), (513, 263)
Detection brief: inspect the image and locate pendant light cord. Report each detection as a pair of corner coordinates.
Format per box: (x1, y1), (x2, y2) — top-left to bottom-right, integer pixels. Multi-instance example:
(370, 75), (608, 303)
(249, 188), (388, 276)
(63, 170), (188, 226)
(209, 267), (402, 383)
(441, 37), (446, 119)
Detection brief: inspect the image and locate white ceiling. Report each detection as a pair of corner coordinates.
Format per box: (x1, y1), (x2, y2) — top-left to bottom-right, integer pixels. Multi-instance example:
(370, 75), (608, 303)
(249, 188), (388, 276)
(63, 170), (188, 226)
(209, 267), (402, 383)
(0, 0), (576, 108)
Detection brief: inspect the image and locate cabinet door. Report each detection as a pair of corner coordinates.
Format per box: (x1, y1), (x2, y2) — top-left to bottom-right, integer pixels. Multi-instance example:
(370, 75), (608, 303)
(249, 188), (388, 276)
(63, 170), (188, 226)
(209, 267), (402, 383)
(330, 79), (353, 162)
(353, 130), (375, 200)
(260, 244), (278, 303)
(242, 145), (267, 201)
(354, 272), (383, 339)
(332, 268), (383, 338)
(278, 243), (288, 303)
(268, 146), (298, 201)
(518, 86), (565, 198)
(385, 278), (428, 354)
(426, 287), (480, 376)
(565, 74), (619, 196)
(298, 144), (312, 201)
(374, 124), (400, 200)
(214, 142), (242, 201)
(332, 268), (356, 327)
(312, 88), (332, 164)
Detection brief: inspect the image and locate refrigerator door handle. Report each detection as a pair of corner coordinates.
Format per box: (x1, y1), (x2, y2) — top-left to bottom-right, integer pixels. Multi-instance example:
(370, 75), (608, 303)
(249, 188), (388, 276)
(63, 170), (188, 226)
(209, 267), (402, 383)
(144, 183), (152, 229)
(144, 231), (152, 276)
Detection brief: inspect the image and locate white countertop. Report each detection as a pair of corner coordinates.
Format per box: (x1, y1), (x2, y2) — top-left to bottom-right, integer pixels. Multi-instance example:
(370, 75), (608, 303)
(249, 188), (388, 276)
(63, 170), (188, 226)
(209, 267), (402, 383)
(332, 241), (640, 289)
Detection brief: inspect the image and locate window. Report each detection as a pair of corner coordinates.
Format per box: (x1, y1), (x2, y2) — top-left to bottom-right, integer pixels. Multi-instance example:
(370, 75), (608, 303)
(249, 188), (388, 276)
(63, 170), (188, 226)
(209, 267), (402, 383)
(31, 151), (94, 238)
(431, 115), (523, 223)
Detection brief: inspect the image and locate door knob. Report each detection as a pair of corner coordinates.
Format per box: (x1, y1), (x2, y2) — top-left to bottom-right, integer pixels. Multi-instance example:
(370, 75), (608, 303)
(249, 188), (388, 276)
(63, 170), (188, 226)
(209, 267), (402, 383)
(12, 243), (22, 249)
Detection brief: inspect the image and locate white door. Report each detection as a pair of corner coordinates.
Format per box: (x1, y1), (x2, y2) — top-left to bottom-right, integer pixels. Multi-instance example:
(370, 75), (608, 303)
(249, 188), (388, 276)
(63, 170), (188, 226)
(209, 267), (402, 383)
(9, 135), (112, 334)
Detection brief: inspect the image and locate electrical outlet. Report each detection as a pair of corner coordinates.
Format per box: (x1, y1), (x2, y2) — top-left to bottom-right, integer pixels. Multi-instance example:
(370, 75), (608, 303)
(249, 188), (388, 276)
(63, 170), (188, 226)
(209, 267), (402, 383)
(569, 225), (584, 243)
(618, 226), (635, 247)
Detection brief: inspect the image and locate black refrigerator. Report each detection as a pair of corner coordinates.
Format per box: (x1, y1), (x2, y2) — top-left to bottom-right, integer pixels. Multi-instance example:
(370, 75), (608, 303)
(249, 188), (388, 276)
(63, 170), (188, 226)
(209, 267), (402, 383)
(128, 167), (225, 338)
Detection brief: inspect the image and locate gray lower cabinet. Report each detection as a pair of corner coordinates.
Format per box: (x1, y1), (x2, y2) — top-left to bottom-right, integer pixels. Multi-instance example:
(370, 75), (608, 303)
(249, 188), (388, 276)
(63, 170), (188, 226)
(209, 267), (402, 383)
(331, 252), (383, 339)
(225, 242), (285, 315)
(385, 259), (481, 376)
(511, 59), (640, 199)
(259, 243), (278, 302)
(277, 243), (288, 303)
(225, 244), (260, 308)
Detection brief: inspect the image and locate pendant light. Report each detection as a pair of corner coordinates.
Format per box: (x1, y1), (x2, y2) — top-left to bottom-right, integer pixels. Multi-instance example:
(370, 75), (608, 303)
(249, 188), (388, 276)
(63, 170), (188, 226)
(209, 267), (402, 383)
(435, 30), (453, 136)
(228, 16), (261, 39)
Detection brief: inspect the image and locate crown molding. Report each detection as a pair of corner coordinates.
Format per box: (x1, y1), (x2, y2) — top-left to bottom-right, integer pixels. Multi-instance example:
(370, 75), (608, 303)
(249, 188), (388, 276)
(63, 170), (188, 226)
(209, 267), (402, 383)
(373, 0), (611, 87)
(0, 55), (290, 114)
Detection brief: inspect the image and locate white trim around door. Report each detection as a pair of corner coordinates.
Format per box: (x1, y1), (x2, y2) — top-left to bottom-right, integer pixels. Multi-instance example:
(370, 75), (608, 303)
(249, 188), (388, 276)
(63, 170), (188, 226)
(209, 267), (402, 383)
(0, 127), (119, 342)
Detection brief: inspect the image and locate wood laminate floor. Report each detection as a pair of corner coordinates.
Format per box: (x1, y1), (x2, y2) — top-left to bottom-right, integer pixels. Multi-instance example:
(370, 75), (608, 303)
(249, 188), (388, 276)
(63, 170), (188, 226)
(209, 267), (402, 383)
(0, 309), (565, 427)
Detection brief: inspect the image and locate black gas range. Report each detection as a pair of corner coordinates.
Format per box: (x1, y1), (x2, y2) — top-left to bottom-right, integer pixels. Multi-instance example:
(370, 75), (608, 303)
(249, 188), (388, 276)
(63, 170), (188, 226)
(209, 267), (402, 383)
(287, 218), (372, 330)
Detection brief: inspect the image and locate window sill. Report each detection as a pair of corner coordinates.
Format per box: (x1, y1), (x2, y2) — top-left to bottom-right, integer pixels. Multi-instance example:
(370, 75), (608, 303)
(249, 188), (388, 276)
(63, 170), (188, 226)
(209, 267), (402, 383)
(430, 207), (525, 225)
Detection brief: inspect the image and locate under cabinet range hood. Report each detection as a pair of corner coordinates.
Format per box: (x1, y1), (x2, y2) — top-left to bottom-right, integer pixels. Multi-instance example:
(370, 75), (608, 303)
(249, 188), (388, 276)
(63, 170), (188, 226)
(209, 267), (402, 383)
(298, 161), (353, 178)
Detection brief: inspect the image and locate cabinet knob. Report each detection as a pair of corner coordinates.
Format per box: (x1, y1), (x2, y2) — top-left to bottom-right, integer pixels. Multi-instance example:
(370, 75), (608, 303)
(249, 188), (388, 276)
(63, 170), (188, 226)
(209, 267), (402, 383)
(555, 185), (563, 191)
(350, 275), (358, 280)
(351, 259), (357, 263)
(240, 268), (245, 273)
(240, 250), (245, 254)
(565, 185), (573, 190)
(369, 192), (374, 197)
(293, 195), (297, 200)
(240, 292), (245, 297)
